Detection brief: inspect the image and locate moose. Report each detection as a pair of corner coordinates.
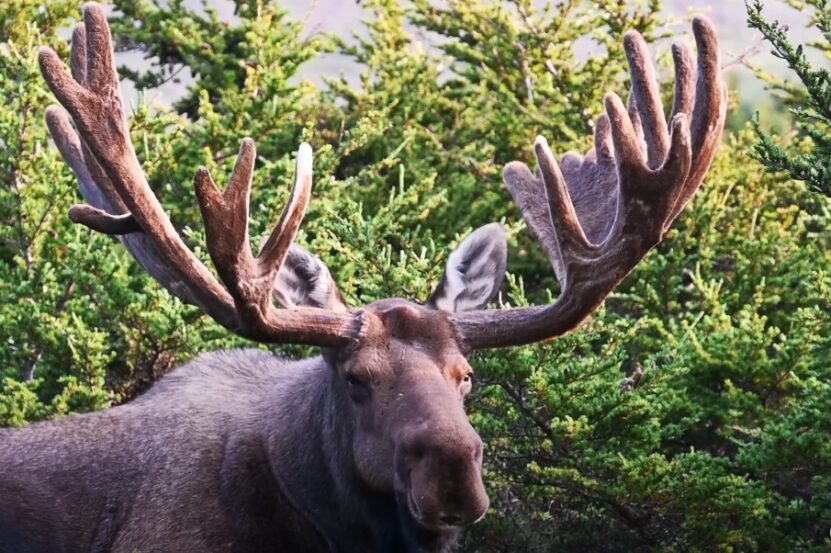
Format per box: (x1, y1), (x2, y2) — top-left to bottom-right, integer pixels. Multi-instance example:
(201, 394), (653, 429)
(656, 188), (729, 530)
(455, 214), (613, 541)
(0, 4), (726, 552)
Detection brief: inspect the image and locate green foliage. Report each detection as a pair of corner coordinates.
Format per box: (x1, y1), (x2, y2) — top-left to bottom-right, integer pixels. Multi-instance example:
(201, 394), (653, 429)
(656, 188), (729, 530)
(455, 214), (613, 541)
(748, 0), (831, 196)
(1, 0), (829, 550)
(111, 0), (330, 119)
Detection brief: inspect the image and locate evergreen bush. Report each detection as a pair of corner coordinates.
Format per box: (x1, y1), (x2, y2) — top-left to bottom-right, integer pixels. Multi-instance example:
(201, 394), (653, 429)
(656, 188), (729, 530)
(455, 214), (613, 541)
(749, 0), (831, 197)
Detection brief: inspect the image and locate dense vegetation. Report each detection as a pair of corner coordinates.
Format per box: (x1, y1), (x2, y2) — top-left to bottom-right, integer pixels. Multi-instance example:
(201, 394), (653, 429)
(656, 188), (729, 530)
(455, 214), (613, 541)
(1, 0), (829, 550)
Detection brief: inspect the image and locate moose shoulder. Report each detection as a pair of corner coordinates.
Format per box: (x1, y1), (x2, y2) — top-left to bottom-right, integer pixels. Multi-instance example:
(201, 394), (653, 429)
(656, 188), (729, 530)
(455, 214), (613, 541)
(0, 4), (726, 553)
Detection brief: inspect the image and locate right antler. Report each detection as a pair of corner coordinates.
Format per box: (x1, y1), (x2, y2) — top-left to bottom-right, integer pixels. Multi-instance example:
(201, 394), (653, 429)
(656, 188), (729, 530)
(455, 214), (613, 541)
(39, 4), (358, 346)
(451, 17), (727, 349)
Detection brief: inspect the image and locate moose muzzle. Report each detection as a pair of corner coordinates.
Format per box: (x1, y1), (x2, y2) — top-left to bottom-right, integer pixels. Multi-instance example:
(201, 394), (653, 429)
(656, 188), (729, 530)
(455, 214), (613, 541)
(396, 420), (489, 529)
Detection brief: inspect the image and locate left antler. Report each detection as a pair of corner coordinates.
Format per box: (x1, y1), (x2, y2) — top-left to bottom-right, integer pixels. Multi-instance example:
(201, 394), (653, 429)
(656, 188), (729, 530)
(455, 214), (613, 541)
(39, 3), (359, 346)
(451, 17), (727, 349)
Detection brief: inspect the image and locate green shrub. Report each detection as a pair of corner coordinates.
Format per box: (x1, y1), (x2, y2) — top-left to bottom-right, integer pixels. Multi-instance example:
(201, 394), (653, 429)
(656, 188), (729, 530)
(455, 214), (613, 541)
(748, 0), (831, 196)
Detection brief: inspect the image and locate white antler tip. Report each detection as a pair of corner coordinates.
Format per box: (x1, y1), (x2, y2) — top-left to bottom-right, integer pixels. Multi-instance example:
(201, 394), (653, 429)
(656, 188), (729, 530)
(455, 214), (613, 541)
(296, 142), (313, 175)
(534, 135), (549, 148)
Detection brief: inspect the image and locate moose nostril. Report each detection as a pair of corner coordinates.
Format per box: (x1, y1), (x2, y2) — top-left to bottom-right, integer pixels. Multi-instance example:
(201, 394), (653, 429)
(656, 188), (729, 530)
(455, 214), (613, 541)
(440, 514), (463, 526)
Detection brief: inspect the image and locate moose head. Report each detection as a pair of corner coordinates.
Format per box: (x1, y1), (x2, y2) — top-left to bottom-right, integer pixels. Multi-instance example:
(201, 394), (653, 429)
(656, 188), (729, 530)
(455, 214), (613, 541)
(7, 3), (726, 551)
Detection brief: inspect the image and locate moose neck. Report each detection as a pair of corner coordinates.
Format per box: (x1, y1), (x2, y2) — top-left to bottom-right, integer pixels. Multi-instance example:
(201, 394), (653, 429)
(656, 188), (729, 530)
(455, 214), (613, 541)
(258, 354), (458, 553)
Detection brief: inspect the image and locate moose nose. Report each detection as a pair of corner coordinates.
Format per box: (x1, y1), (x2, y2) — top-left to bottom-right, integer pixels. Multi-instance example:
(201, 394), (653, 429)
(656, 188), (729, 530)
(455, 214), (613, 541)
(397, 425), (489, 530)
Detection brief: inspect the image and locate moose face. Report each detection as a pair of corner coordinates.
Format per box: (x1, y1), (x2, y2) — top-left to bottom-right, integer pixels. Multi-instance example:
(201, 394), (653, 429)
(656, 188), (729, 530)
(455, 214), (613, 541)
(339, 299), (488, 532)
(274, 224), (508, 534)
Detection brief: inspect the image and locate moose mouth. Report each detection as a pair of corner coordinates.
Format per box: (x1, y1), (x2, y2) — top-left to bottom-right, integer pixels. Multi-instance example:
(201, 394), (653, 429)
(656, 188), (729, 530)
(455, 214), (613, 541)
(394, 486), (462, 553)
(398, 472), (465, 533)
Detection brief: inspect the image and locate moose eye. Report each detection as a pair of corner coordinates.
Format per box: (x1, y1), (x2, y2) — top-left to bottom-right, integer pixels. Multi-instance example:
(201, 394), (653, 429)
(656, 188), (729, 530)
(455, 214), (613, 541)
(344, 372), (370, 403)
(460, 373), (474, 396)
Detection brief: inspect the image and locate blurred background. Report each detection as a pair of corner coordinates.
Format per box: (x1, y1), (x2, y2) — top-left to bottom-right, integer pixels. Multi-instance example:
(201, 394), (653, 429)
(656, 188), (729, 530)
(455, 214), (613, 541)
(122, 0), (814, 109)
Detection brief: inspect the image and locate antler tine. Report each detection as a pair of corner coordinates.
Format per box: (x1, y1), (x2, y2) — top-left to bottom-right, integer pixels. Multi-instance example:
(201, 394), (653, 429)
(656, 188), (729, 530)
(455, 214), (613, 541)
(68, 205), (142, 234)
(670, 40), (696, 120)
(624, 31), (669, 168)
(46, 106), (136, 230)
(259, 143), (313, 273)
(69, 24), (87, 85)
(605, 93), (652, 193)
(41, 2), (358, 347)
(193, 139), (258, 302)
(533, 137), (593, 258)
(503, 162), (567, 283)
(451, 18), (723, 350)
(668, 16), (726, 224)
(594, 114), (614, 161)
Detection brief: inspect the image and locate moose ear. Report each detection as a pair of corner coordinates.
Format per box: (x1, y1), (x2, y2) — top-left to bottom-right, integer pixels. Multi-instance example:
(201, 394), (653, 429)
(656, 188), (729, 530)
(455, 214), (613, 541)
(427, 223), (508, 313)
(273, 245), (348, 312)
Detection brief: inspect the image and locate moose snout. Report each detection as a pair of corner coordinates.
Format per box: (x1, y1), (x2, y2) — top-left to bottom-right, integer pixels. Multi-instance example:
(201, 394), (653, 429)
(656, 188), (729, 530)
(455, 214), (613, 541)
(396, 424), (490, 529)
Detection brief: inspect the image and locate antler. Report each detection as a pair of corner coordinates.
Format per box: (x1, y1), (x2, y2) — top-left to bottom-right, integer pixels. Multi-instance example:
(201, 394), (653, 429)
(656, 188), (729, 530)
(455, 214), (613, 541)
(39, 3), (358, 347)
(451, 17), (727, 349)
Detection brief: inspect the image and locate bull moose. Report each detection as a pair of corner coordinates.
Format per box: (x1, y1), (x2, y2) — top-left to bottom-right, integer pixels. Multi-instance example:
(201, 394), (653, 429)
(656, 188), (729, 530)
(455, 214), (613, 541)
(0, 4), (726, 552)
